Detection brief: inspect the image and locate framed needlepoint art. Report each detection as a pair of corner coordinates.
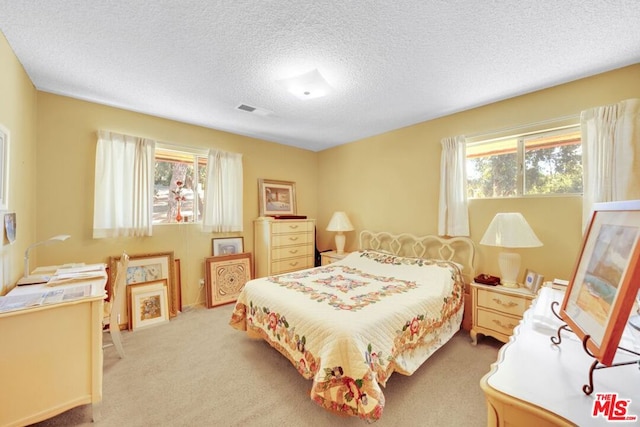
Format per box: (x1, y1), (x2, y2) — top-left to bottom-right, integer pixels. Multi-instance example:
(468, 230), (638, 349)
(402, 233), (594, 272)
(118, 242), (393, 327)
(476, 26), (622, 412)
(560, 200), (640, 366)
(205, 252), (252, 308)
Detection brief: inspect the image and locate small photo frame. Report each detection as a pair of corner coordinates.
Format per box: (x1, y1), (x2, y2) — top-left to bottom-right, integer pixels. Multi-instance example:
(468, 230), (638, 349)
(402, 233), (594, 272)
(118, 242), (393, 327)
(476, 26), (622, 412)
(212, 237), (244, 256)
(523, 269), (543, 293)
(205, 252), (252, 308)
(560, 200), (640, 366)
(258, 178), (296, 217)
(127, 279), (170, 331)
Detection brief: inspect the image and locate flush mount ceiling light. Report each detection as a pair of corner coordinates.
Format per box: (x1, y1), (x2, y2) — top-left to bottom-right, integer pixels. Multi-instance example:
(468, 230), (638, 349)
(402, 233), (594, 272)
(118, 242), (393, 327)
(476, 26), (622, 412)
(277, 69), (332, 100)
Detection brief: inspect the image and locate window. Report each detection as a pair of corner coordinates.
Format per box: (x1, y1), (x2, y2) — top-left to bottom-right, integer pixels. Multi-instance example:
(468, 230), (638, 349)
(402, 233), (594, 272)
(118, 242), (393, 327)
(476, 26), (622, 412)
(154, 145), (207, 224)
(466, 126), (582, 198)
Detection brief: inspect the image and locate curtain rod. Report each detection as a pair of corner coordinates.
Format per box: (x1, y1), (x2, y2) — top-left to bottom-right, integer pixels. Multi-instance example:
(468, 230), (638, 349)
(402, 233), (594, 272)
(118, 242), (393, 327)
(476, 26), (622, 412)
(464, 113), (580, 140)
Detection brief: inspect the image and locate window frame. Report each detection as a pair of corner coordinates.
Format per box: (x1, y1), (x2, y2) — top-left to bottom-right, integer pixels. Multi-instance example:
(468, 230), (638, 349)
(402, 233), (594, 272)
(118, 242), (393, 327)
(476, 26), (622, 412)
(154, 143), (208, 225)
(466, 123), (582, 199)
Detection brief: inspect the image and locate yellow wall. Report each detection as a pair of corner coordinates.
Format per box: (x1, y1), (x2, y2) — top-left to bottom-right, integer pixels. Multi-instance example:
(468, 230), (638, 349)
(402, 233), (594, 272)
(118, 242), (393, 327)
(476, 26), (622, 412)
(317, 64), (640, 283)
(33, 94), (318, 306)
(0, 32), (38, 294)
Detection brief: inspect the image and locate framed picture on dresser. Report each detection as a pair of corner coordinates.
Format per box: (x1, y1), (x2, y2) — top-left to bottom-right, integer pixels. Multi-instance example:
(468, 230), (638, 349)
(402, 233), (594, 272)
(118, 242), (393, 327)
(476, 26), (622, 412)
(258, 179), (297, 216)
(560, 200), (640, 366)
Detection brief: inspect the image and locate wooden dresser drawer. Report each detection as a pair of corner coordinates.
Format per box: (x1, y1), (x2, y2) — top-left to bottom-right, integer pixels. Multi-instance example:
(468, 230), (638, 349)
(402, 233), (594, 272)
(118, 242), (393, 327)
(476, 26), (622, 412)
(272, 220), (314, 234)
(272, 232), (312, 247)
(254, 217), (316, 278)
(476, 308), (521, 336)
(272, 256), (314, 274)
(476, 288), (528, 317)
(272, 245), (314, 260)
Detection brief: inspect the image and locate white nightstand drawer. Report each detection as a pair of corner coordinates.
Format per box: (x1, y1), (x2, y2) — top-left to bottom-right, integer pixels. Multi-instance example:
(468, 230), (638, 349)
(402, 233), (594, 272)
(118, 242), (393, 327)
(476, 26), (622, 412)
(476, 308), (521, 336)
(476, 288), (528, 317)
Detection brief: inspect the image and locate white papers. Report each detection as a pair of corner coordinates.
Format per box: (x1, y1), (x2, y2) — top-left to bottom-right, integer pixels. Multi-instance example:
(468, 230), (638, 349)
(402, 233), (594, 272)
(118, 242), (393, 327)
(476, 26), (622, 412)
(55, 263), (105, 275)
(0, 285), (93, 313)
(47, 264), (106, 286)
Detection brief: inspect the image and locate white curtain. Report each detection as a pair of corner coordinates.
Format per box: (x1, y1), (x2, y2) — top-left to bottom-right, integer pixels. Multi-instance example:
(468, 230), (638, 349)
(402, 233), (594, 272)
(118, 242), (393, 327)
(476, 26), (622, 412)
(202, 149), (243, 232)
(581, 98), (640, 228)
(93, 130), (155, 238)
(438, 135), (470, 236)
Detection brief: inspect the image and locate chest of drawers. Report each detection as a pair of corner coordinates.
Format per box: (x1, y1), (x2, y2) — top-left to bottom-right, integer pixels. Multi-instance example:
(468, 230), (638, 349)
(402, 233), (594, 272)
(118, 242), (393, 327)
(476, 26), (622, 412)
(254, 217), (316, 278)
(470, 282), (535, 344)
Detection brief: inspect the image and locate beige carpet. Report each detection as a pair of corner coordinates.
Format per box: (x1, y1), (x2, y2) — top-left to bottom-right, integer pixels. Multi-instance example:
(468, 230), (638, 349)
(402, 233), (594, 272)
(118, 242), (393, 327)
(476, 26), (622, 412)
(32, 304), (501, 427)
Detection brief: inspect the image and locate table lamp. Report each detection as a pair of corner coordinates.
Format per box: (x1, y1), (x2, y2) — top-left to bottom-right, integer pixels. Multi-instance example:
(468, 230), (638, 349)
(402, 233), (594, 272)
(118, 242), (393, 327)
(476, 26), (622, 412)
(480, 213), (542, 288)
(17, 234), (71, 285)
(326, 211), (354, 254)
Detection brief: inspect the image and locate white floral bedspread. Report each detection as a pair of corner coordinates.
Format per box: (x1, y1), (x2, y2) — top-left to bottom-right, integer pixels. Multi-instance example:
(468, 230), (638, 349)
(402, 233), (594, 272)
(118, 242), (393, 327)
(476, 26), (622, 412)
(229, 250), (464, 422)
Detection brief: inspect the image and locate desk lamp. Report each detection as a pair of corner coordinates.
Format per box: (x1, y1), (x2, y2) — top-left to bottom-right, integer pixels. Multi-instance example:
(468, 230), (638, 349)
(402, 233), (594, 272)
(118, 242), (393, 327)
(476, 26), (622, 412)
(17, 234), (71, 285)
(480, 213), (542, 288)
(326, 212), (354, 254)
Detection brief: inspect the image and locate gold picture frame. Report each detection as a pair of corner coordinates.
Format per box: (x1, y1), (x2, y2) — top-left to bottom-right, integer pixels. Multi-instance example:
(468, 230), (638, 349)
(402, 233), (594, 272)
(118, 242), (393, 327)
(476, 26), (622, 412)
(258, 178), (296, 217)
(127, 279), (169, 331)
(560, 200), (640, 366)
(109, 251), (178, 329)
(212, 237), (244, 256)
(205, 252), (253, 308)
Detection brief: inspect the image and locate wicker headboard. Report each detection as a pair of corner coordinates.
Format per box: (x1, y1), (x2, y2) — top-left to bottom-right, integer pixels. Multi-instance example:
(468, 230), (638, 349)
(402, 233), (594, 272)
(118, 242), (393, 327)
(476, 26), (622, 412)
(358, 230), (476, 283)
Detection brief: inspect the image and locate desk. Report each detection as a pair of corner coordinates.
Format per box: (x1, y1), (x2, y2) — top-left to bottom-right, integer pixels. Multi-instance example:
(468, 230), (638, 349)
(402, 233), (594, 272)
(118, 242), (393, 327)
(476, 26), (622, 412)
(480, 287), (640, 426)
(0, 274), (106, 427)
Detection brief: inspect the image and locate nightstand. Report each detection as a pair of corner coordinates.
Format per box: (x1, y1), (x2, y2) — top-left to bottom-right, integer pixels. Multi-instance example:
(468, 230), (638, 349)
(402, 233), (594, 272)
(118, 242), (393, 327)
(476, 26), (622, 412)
(470, 282), (535, 345)
(320, 250), (350, 266)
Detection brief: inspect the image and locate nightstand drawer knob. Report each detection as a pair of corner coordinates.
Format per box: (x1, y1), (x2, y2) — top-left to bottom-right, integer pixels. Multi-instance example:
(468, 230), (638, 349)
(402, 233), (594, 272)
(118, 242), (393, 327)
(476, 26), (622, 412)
(289, 249), (299, 254)
(493, 298), (517, 308)
(289, 225), (299, 229)
(289, 261), (299, 266)
(289, 237), (299, 241)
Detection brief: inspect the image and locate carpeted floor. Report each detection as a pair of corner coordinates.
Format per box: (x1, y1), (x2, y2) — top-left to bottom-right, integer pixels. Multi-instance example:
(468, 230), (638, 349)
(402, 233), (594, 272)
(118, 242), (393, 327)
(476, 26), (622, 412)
(32, 304), (502, 427)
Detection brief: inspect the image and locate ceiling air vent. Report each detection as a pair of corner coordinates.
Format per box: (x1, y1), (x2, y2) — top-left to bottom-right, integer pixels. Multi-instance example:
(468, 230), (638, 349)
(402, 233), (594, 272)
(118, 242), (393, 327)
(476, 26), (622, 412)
(236, 103), (274, 117)
(237, 104), (256, 112)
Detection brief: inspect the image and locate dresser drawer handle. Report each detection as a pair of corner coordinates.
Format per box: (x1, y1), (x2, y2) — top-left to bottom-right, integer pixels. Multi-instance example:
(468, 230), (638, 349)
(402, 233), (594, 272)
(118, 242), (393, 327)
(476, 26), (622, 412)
(289, 225), (299, 229)
(289, 261), (299, 266)
(492, 319), (517, 330)
(289, 249), (299, 254)
(492, 298), (517, 308)
(288, 237), (299, 241)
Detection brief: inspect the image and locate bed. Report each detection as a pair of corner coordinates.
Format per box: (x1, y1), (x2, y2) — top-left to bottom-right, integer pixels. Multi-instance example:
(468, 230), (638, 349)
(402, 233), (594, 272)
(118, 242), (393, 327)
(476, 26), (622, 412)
(229, 230), (475, 422)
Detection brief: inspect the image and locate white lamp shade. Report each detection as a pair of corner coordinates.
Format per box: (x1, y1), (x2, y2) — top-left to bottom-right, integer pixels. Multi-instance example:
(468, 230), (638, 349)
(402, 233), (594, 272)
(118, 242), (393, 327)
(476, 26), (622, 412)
(327, 212), (354, 254)
(326, 212), (354, 232)
(480, 213), (542, 248)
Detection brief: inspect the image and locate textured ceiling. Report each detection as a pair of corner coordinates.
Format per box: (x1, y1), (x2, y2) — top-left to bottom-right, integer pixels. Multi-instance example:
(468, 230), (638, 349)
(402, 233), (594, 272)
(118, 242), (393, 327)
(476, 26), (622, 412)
(1, 1), (639, 152)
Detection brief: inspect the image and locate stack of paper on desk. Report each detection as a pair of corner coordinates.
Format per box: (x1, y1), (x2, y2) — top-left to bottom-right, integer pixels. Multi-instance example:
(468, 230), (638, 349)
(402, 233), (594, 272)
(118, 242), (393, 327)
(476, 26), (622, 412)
(47, 263), (106, 286)
(0, 284), (93, 312)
